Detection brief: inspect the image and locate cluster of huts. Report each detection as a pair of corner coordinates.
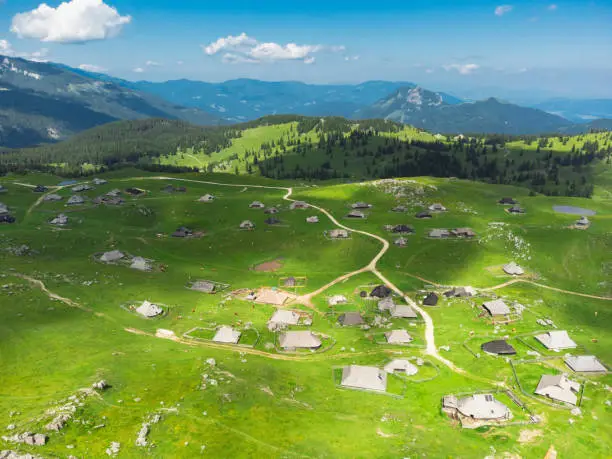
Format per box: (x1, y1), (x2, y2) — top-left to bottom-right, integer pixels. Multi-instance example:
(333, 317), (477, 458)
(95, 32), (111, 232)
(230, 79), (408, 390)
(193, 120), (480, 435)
(98, 250), (153, 272)
(0, 201), (15, 224)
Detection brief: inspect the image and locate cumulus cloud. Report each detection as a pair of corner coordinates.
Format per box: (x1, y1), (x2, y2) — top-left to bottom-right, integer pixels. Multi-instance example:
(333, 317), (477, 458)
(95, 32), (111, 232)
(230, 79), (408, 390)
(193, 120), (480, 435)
(494, 5), (513, 16)
(78, 63), (107, 72)
(203, 33), (342, 64)
(11, 0), (131, 44)
(132, 67), (144, 73)
(145, 60), (161, 67)
(203, 33), (257, 56)
(443, 63), (480, 75)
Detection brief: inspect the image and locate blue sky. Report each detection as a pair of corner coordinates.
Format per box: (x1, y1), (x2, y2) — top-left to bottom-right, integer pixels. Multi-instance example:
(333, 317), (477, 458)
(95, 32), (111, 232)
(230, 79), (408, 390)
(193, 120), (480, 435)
(1, 0), (611, 98)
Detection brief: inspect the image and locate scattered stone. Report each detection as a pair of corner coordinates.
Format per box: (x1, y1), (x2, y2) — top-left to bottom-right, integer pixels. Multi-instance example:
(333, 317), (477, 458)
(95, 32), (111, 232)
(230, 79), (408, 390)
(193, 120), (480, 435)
(45, 413), (71, 432)
(570, 407), (582, 416)
(1, 433), (47, 446)
(92, 380), (109, 391)
(0, 451), (45, 459)
(105, 441), (120, 456)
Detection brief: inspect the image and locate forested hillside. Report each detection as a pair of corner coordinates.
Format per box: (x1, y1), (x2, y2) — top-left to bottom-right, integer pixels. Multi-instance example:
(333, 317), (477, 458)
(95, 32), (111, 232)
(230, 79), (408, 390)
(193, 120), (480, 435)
(1, 115), (610, 197)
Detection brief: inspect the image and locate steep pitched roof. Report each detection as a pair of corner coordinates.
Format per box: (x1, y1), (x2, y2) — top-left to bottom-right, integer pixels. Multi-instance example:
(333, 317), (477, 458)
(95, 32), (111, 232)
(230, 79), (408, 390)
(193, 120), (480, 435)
(255, 289), (290, 306)
(341, 365), (387, 392)
(100, 250), (125, 262)
(482, 299), (511, 316)
(481, 340), (516, 355)
(385, 329), (413, 344)
(423, 292), (439, 306)
(269, 309), (300, 326)
(535, 374), (580, 405)
(370, 285), (392, 298)
(338, 312), (365, 326)
(130, 257), (151, 272)
(390, 304), (418, 319)
(564, 355), (606, 373)
(535, 331), (577, 350)
(136, 301), (163, 318)
(213, 326), (241, 344)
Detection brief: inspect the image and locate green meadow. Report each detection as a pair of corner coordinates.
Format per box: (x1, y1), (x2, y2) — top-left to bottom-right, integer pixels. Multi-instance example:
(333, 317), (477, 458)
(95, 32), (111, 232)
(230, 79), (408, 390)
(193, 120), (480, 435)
(1, 170), (611, 458)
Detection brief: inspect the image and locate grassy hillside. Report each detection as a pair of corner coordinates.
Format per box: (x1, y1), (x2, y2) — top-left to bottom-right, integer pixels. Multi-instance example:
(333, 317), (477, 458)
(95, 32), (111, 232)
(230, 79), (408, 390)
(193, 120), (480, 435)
(0, 171), (610, 458)
(2, 116), (611, 197)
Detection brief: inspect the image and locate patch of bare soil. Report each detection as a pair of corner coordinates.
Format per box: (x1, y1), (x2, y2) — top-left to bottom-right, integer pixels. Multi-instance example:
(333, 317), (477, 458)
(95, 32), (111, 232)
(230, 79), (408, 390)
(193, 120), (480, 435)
(253, 259), (283, 272)
(518, 429), (543, 444)
(376, 428), (396, 438)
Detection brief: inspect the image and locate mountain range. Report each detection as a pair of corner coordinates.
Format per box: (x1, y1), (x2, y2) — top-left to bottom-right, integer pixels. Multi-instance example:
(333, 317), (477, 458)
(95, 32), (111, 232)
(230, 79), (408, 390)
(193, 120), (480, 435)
(0, 55), (220, 148)
(356, 86), (576, 135)
(0, 56), (610, 149)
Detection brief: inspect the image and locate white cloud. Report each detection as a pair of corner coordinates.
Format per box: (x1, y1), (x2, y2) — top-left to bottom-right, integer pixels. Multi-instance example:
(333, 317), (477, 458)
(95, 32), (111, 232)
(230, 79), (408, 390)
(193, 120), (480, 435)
(249, 42), (322, 61)
(548, 4), (557, 11)
(344, 55), (360, 61)
(132, 67), (144, 73)
(203, 33), (257, 55)
(78, 63), (107, 72)
(176, 60), (184, 65)
(11, 0), (131, 44)
(494, 5), (513, 16)
(517, 67), (528, 73)
(145, 60), (161, 67)
(443, 63), (480, 75)
(203, 33), (341, 64)
(425, 68), (434, 74)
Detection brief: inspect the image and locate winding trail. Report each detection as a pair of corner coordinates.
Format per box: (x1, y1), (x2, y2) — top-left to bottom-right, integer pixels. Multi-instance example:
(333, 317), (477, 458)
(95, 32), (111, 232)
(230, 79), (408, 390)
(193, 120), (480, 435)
(122, 176), (487, 381)
(14, 175), (608, 386)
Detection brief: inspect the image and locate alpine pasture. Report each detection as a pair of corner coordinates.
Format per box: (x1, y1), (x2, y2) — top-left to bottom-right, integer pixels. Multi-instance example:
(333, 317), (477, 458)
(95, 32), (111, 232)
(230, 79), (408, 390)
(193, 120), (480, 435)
(1, 169), (611, 458)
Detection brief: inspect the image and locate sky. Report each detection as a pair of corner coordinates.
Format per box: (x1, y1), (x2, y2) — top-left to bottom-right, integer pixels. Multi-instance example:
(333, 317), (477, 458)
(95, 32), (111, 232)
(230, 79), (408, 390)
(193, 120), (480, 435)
(1, 0), (611, 99)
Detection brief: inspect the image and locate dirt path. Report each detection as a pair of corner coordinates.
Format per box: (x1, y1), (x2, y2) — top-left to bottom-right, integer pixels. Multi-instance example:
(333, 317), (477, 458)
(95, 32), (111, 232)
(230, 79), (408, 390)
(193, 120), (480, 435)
(116, 176), (494, 381)
(12, 273), (113, 320)
(12, 182), (70, 218)
(125, 327), (393, 362)
(397, 271), (612, 302)
(485, 278), (612, 301)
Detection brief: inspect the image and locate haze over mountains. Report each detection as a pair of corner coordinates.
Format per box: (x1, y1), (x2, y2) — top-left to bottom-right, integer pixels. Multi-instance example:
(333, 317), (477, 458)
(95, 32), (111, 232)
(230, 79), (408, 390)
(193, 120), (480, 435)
(1, 55), (611, 149)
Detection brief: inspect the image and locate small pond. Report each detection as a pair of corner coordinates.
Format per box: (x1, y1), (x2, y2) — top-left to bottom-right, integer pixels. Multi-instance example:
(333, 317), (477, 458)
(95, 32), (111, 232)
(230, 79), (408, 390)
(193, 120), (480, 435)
(552, 205), (596, 216)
